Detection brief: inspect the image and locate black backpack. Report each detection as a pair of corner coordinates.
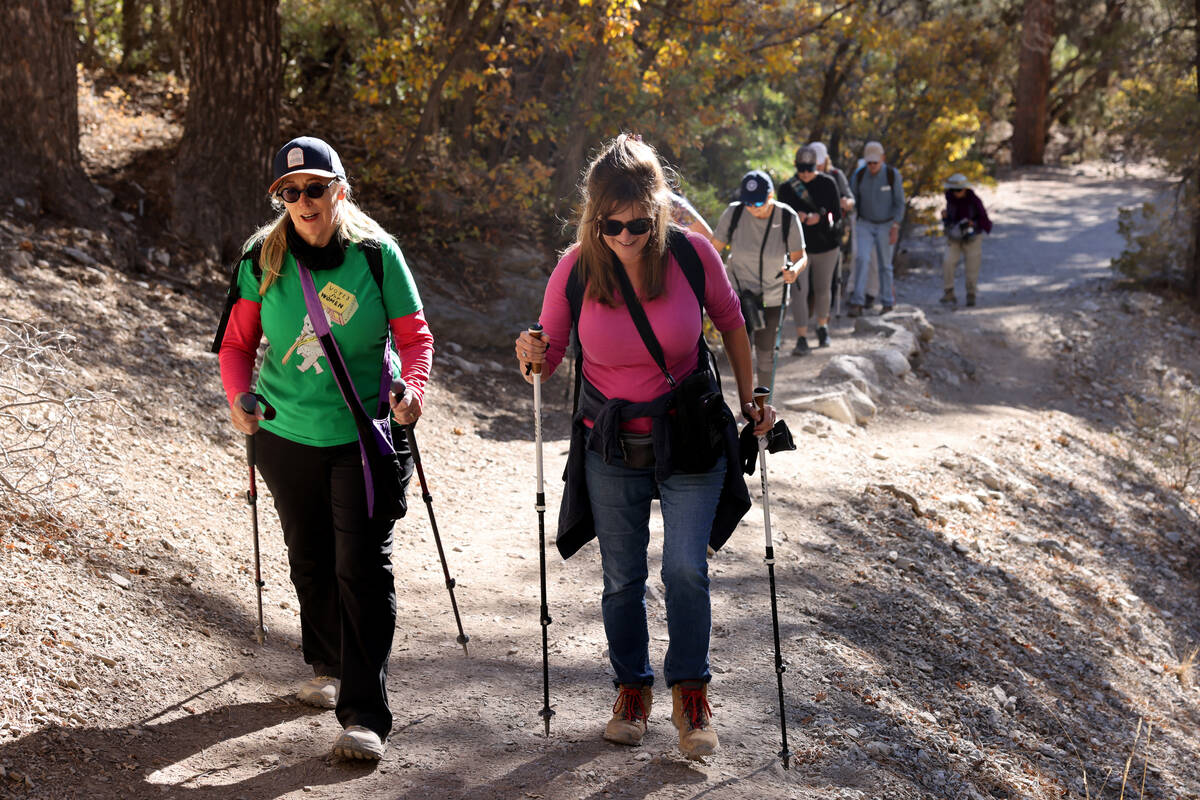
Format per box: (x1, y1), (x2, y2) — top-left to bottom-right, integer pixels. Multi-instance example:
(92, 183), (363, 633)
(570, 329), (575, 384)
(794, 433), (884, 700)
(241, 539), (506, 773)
(211, 239), (385, 354)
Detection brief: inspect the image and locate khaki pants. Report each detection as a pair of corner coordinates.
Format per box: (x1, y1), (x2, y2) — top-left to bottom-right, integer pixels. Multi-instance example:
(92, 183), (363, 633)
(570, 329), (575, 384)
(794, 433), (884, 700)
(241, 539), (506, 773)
(792, 249), (839, 333)
(943, 236), (982, 294)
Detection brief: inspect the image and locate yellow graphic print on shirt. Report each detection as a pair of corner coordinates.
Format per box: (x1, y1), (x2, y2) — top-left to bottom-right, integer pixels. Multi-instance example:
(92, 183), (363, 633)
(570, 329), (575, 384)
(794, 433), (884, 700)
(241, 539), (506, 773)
(280, 281), (359, 374)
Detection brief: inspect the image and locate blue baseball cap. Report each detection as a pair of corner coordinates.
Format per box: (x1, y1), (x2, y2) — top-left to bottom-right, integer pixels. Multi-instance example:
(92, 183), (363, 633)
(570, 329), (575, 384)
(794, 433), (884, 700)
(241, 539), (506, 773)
(268, 136), (346, 194)
(739, 170), (773, 205)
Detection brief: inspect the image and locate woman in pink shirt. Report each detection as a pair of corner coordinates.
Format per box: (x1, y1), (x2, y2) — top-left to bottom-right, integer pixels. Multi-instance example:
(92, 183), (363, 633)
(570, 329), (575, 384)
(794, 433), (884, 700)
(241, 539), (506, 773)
(514, 135), (776, 760)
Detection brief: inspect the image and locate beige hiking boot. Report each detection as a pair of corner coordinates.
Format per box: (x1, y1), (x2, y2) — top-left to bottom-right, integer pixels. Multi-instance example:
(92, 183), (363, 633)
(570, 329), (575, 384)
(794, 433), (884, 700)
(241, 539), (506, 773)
(603, 684), (653, 746)
(671, 681), (718, 759)
(332, 725), (386, 760)
(297, 675), (339, 709)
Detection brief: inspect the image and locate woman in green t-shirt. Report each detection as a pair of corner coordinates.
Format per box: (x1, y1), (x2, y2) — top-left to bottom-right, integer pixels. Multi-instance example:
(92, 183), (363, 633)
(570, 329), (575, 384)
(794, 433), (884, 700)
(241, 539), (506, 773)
(216, 136), (433, 761)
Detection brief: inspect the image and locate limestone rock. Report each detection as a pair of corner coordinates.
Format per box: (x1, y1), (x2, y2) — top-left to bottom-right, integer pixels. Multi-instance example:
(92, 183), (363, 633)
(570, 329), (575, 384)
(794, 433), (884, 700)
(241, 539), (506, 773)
(783, 391), (856, 426)
(870, 347), (911, 378)
(819, 355), (880, 396)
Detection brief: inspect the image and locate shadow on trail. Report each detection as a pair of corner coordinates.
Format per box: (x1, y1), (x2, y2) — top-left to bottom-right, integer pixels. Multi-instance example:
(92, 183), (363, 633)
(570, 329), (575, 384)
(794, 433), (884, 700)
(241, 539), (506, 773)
(742, 464), (1200, 798)
(0, 691), (340, 800)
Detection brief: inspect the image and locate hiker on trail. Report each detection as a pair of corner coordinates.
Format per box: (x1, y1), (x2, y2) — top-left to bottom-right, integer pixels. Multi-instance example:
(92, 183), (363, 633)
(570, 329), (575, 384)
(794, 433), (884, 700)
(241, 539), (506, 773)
(811, 141), (856, 312)
(215, 136), (433, 762)
(848, 141), (904, 317)
(940, 173), (993, 308)
(711, 170), (807, 388)
(513, 134), (775, 760)
(775, 145), (842, 355)
(670, 191), (715, 241)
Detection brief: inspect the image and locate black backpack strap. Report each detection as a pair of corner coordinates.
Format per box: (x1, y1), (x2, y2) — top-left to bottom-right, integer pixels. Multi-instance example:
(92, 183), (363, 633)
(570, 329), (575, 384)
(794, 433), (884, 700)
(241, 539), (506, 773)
(780, 205), (794, 255)
(360, 239), (384, 292)
(210, 241), (263, 354)
(726, 202), (745, 243)
(611, 256), (675, 387)
(566, 264), (585, 415)
(666, 229), (705, 308)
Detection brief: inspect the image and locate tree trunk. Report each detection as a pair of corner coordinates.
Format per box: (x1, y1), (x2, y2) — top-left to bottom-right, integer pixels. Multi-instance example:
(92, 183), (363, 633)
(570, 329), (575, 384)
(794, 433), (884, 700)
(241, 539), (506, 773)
(1012, 0), (1055, 165)
(172, 0), (280, 260)
(0, 0), (98, 219)
(121, 0), (144, 68)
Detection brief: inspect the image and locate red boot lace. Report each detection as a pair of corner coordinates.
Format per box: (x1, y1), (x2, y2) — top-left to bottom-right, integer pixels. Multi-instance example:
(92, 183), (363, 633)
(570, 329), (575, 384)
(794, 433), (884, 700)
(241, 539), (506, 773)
(678, 686), (712, 731)
(613, 686), (648, 722)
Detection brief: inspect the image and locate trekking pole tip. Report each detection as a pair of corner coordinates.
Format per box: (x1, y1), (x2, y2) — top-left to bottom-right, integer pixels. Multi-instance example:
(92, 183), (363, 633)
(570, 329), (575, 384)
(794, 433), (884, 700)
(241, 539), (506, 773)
(457, 633), (470, 656)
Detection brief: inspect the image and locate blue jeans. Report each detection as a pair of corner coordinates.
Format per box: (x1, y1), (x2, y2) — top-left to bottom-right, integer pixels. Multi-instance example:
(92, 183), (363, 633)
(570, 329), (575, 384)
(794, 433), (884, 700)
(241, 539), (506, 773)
(584, 448), (726, 687)
(851, 220), (895, 307)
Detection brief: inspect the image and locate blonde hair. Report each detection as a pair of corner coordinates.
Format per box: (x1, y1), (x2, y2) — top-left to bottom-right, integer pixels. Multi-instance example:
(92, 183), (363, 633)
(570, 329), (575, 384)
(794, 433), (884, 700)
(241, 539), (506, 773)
(244, 180), (396, 294)
(573, 134), (674, 306)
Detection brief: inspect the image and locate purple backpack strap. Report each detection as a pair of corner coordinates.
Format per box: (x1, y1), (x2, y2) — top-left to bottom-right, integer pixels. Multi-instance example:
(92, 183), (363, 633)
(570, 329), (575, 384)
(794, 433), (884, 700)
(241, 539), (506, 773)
(297, 264), (390, 517)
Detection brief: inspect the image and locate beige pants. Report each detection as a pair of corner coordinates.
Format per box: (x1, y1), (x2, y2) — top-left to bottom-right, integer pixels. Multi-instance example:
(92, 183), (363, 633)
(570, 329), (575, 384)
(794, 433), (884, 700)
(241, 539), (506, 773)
(943, 237), (983, 294)
(792, 249), (839, 332)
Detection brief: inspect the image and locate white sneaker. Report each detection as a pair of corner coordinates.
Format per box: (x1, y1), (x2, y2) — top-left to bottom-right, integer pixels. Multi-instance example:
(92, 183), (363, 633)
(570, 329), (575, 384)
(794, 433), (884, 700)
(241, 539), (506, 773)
(333, 725), (386, 760)
(297, 675), (339, 709)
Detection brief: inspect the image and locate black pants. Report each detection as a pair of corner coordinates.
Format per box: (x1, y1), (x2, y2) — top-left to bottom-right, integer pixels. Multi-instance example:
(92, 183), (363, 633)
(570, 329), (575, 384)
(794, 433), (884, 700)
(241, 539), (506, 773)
(254, 429), (396, 739)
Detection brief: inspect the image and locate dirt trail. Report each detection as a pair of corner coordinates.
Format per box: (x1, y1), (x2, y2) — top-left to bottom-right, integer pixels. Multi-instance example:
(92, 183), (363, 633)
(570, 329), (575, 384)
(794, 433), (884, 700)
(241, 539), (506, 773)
(2, 164), (1198, 800)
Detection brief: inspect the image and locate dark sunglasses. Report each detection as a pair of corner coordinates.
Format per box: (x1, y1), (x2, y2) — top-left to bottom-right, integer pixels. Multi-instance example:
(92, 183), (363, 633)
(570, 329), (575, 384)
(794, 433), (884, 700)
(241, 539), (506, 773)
(276, 178), (337, 204)
(600, 218), (653, 236)
(796, 163), (816, 172)
(747, 200), (767, 207)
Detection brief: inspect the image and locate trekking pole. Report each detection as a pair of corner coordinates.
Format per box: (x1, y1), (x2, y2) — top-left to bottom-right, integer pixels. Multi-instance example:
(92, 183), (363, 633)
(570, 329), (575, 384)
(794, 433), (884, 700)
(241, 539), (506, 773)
(390, 379), (470, 657)
(237, 393), (276, 646)
(526, 323), (554, 736)
(753, 386), (792, 769)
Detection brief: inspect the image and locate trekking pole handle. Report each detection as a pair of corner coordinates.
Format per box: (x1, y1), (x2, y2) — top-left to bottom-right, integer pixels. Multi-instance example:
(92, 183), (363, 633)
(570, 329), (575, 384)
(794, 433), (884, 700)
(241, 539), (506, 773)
(237, 392), (277, 421)
(528, 324), (544, 376)
(391, 378), (408, 399)
(753, 386), (770, 413)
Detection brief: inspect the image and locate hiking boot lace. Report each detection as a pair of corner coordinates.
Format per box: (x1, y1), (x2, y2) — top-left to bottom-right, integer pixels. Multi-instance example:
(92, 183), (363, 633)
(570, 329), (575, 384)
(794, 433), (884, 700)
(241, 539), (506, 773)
(679, 686), (711, 731)
(612, 686), (648, 722)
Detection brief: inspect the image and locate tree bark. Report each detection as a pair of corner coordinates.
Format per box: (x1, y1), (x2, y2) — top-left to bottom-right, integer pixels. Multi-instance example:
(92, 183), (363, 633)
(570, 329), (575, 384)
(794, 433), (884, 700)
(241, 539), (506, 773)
(1193, 0), (1200, 302)
(121, 0), (144, 68)
(172, 0), (281, 260)
(1012, 0), (1055, 165)
(0, 0), (97, 219)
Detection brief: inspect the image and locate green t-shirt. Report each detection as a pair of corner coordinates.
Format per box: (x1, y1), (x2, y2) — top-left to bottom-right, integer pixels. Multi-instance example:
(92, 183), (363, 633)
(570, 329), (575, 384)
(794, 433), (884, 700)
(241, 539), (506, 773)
(235, 239), (422, 447)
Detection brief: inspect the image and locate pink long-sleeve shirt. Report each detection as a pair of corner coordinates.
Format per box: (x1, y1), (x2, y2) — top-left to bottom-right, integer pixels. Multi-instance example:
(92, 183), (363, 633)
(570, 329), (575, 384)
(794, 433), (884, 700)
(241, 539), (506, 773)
(538, 231), (743, 433)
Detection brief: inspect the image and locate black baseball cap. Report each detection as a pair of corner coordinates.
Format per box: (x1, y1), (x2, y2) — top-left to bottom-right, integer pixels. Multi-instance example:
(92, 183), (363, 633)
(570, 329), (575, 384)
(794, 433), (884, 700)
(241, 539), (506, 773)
(268, 136), (346, 194)
(739, 170), (773, 205)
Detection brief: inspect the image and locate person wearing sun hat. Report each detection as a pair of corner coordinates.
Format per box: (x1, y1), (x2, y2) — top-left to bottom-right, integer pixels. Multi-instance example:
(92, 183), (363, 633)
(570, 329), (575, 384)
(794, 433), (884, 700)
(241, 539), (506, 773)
(213, 135), (434, 761)
(940, 173), (992, 307)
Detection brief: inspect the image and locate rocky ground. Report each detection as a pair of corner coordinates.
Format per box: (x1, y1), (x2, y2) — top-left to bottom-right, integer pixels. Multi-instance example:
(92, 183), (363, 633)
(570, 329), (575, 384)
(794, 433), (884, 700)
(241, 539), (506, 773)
(1, 124), (1198, 800)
